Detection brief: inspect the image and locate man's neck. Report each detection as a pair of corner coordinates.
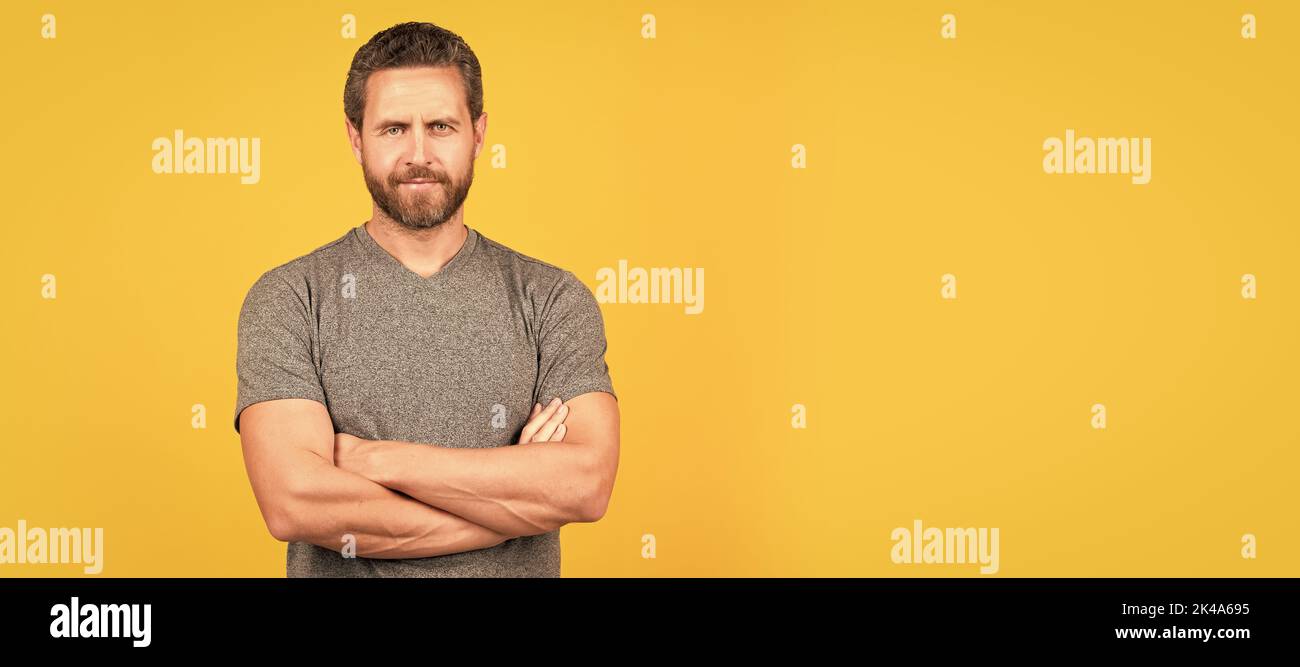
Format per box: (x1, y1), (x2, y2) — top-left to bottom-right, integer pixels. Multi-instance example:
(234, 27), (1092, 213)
(365, 216), (468, 279)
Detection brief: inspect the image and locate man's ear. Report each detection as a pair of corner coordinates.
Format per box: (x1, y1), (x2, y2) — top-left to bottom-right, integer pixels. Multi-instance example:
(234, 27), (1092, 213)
(472, 111), (488, 161)
(346, 117), (363, 164)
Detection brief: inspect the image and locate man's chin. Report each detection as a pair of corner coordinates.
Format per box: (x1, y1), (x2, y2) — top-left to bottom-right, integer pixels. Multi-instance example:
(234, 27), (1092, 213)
(393, 212), (450, 230)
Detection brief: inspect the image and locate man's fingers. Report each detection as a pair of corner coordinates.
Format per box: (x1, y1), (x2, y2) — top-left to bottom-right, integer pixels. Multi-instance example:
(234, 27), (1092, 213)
(531, 402), (569, 442)
(519, 400), (563, 444)
(518, 403), (542, 443)
(518, 398), (572, 444)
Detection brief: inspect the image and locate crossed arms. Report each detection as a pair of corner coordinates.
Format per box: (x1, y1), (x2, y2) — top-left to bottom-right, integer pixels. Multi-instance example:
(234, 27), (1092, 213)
(238, 392), (620, 559)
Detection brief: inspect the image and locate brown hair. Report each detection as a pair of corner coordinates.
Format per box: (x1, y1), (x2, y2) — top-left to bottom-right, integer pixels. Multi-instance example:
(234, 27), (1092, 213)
(343, 22), (484, 132)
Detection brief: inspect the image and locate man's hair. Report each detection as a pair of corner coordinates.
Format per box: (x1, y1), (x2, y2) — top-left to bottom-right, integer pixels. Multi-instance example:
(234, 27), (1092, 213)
(344, 22), (484, 132)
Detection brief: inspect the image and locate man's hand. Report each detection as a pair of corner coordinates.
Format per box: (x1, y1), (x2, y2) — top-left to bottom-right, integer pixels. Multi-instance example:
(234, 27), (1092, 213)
(518, 398), (570, 444)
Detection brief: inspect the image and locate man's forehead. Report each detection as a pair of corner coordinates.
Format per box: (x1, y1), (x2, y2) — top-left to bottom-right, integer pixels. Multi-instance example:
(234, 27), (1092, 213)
(366, 67), (466, 119)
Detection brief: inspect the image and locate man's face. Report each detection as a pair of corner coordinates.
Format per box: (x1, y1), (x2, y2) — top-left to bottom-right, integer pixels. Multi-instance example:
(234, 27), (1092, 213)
(348, 66), (486, 231)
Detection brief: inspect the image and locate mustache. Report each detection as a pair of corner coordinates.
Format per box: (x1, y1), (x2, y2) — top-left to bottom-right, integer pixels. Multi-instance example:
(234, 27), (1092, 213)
(393, 169), (445, 183)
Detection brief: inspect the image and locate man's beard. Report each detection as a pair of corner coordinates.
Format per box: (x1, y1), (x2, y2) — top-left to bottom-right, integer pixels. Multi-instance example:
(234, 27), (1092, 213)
(363, 158), (474, 232)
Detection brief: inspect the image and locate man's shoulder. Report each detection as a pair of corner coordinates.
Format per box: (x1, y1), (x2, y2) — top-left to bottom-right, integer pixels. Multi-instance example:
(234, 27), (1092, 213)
(240, 227), (356, 301)
(474, 229), (580, 292)
(250, 227), (353, 282)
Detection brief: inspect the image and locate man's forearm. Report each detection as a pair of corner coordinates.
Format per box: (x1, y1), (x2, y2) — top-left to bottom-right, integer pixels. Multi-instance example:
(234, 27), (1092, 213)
(352, 439), (600, 538)
(275, 448), (512, 558)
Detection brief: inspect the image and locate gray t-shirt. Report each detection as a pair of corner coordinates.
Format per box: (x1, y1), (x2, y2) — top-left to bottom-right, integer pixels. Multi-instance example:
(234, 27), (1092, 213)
(233, 222), (616, 577)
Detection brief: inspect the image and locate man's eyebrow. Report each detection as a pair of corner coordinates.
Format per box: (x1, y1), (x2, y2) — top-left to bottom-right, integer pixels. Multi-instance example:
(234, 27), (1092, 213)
(375, 116), (460, 128)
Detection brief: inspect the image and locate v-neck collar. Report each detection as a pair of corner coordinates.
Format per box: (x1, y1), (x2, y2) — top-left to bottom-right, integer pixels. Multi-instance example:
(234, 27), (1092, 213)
(354, 221), (479, 286)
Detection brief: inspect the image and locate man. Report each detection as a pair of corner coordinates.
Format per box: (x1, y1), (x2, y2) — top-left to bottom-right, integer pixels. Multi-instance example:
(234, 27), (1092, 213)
(233, 22), (619, 577)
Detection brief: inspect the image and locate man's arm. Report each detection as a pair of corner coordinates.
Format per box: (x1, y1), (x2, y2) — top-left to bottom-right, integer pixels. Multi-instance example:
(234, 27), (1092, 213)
(239, 398), (515, 558)
(337, 391), (621, 538)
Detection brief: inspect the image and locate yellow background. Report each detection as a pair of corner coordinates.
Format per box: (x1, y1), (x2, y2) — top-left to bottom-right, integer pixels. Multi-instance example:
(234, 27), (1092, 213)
(2, 0), (1296, 576)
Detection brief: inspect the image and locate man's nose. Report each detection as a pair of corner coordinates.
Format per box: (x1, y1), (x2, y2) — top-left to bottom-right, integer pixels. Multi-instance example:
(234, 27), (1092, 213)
(409, 125), (430, 164)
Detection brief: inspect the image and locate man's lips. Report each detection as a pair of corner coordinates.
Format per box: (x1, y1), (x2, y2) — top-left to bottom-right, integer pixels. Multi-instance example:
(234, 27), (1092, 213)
(401, 178), (438, 184)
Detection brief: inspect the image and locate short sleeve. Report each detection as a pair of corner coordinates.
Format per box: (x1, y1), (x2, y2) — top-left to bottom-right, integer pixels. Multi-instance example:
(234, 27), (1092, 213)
(233, 271), (326, 433)
(535, 271), (617, 406)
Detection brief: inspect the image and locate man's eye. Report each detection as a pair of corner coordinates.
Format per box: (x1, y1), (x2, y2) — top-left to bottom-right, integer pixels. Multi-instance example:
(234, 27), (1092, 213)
(385, 127), (402, 135)
(433, 123), (449, 132)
